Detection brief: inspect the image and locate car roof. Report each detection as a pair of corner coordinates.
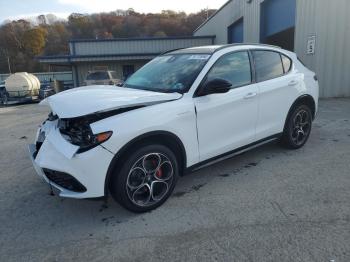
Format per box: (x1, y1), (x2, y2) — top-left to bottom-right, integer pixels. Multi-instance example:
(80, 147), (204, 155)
(166, 43), (281, 55)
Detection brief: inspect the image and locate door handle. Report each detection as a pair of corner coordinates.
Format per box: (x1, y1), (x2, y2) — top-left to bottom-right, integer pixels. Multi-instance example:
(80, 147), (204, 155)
(288, 80), (299, 86)
(244, 92), (257, 99)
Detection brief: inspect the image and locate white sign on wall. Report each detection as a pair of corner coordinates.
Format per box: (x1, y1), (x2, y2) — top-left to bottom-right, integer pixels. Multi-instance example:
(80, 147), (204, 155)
(307, 36), (316, 55)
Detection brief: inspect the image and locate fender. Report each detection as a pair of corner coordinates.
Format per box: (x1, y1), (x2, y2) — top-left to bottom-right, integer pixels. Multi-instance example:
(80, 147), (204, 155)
(104, 130), (187, 196)
(283, 94), (316, 132)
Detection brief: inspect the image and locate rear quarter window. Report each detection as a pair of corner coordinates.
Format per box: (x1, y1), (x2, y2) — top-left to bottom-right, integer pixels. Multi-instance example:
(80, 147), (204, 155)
(281, 54), (292, 73)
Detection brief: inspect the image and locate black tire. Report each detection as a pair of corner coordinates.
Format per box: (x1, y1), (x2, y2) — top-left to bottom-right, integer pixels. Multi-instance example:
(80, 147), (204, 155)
(110, 144), (179, 213)
(0, 92), (7, 105)
(281, 104), (313, 149)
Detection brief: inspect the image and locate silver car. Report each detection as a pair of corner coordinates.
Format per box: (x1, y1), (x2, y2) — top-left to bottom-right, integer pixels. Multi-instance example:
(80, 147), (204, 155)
(84, 71), (122, 86)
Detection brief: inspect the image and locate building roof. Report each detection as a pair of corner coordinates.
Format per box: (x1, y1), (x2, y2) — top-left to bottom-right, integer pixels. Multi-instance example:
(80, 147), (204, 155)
(194, 0), (233, 33)
(38, 36), (216, 65)
(68, 35), (216, 43)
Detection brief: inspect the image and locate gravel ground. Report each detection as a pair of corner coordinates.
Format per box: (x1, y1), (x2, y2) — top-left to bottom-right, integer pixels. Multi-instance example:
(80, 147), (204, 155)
(0, 99), (349, 262)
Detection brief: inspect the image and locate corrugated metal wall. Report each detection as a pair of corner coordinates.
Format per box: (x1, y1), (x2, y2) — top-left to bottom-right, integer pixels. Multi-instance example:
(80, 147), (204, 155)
(194, 1), (243, 44)
(242, 0), (263, 43)
(194, 0), (263, 44)
(69, 37), (215, 87)
(71, 37), (214, 56)
(295, 0), (350, 97)
(194, 0), (350, 97)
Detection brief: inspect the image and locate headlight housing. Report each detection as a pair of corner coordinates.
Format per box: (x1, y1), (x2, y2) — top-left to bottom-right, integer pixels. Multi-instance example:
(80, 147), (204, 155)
(58, 117), (112, 153)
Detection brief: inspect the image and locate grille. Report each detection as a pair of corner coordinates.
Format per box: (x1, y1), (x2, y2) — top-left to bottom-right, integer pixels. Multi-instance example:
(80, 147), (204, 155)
(43, 169), (87, 193)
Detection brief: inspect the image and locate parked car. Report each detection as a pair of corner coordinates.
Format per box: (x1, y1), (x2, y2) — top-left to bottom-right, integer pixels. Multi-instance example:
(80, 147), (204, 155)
(83, 70), (122, 86)
(28, 44), (319, 212)
(39, 81), (55, 100)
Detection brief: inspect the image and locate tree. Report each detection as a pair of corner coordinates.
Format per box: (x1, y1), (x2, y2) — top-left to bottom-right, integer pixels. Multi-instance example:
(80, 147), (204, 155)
(44, 23), (71, 55)
(0, 8), (217, 73)
(68, 13), (94, 39)
(23, 27), (47, 55)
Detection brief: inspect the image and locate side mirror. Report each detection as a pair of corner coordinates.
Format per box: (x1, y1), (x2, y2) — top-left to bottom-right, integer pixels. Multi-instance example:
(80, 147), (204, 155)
(198, 78), (232, 96)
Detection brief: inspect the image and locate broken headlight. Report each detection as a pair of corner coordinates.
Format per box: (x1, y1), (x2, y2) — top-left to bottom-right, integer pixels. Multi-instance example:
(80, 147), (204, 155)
(58, 118), (112, 153)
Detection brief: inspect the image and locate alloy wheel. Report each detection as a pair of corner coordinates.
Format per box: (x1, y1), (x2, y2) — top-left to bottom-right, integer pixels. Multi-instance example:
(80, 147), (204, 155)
(126, 153), (174, 207)
(291, 109), (311, 146)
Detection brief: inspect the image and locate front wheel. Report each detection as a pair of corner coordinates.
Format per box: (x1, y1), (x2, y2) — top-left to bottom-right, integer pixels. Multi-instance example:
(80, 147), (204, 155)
(281, 104), (313, 149)
(110, 144), (179, 213)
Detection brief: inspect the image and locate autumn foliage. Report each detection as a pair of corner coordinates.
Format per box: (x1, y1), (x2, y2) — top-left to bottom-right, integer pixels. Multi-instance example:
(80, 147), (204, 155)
(0, 9), (216, 74)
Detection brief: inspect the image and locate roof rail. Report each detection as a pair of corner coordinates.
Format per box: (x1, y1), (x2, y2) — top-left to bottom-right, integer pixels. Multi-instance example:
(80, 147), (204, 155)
(161, 48), (184, 55)
(159, 43), (281, 56)
(214, 43), (281, 53)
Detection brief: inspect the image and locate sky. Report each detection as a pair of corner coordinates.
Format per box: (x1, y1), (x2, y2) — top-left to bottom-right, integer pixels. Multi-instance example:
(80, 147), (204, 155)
(0, 0), (228, 23)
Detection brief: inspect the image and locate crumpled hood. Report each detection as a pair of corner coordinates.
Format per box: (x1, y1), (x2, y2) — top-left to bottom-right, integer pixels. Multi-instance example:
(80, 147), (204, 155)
(41, 85), (182, 118)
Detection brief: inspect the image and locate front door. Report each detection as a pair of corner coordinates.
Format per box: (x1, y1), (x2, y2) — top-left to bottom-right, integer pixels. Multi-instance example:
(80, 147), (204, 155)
(194, 51), (259, 161)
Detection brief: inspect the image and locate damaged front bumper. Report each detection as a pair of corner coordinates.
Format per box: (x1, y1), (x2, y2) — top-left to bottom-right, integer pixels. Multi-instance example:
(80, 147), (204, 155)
(28, 121), (115, 199)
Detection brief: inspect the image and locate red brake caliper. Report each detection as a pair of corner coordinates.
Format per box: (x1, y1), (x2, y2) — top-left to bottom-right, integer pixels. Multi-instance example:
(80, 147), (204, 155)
(156, 167), (163, 178)
(152, 159), (163, 179)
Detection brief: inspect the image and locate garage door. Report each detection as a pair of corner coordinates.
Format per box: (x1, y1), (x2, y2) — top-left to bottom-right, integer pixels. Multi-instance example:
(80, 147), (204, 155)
(260, 0), (296, 50)
(228, 18), (243, 44)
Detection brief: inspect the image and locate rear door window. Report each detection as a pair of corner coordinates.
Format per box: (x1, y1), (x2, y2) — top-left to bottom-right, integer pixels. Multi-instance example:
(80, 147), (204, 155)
(252, 51), (284, 82)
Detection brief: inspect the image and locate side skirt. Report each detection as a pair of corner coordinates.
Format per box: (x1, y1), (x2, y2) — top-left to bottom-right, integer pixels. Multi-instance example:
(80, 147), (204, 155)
(185, 133), (282, 174)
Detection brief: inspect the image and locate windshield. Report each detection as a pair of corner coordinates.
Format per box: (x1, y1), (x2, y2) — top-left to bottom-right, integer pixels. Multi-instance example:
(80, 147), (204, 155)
(124, 54), (211, 93)
(110, 71), (119, 79)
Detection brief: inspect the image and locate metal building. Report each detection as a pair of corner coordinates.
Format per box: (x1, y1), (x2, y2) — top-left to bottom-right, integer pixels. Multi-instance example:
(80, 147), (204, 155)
(39, 36), (215, 87)
(194, 0), (350, 98)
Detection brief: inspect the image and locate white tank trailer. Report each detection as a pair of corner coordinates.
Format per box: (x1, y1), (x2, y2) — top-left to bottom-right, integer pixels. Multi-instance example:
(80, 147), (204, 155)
(5, 72), (40, 98)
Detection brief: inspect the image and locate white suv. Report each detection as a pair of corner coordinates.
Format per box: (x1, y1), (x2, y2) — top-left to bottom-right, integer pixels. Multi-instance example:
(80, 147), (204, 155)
(29, 44), (319, 212)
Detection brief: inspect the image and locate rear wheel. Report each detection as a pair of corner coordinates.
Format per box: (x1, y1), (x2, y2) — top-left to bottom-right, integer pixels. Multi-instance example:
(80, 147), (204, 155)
(110, 144), (179, 213)
(282, 104), (312, 149)
(0, 92), (8, 105)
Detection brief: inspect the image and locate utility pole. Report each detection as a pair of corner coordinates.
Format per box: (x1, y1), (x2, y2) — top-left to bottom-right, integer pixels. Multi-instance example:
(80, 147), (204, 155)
(7, 57), (11, 74)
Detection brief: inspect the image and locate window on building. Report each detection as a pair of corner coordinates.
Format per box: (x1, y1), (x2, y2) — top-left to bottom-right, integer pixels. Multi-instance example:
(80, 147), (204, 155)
(86, 71), (110, 80)
(123, 65), (135, 80)
(206, 51), (252, 88)
(252, 51), (284, 82)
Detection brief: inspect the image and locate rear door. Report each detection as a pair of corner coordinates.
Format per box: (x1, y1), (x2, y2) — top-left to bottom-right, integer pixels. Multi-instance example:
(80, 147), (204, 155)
(194, 51), (259, 161)
(252, 50), (301, 140)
